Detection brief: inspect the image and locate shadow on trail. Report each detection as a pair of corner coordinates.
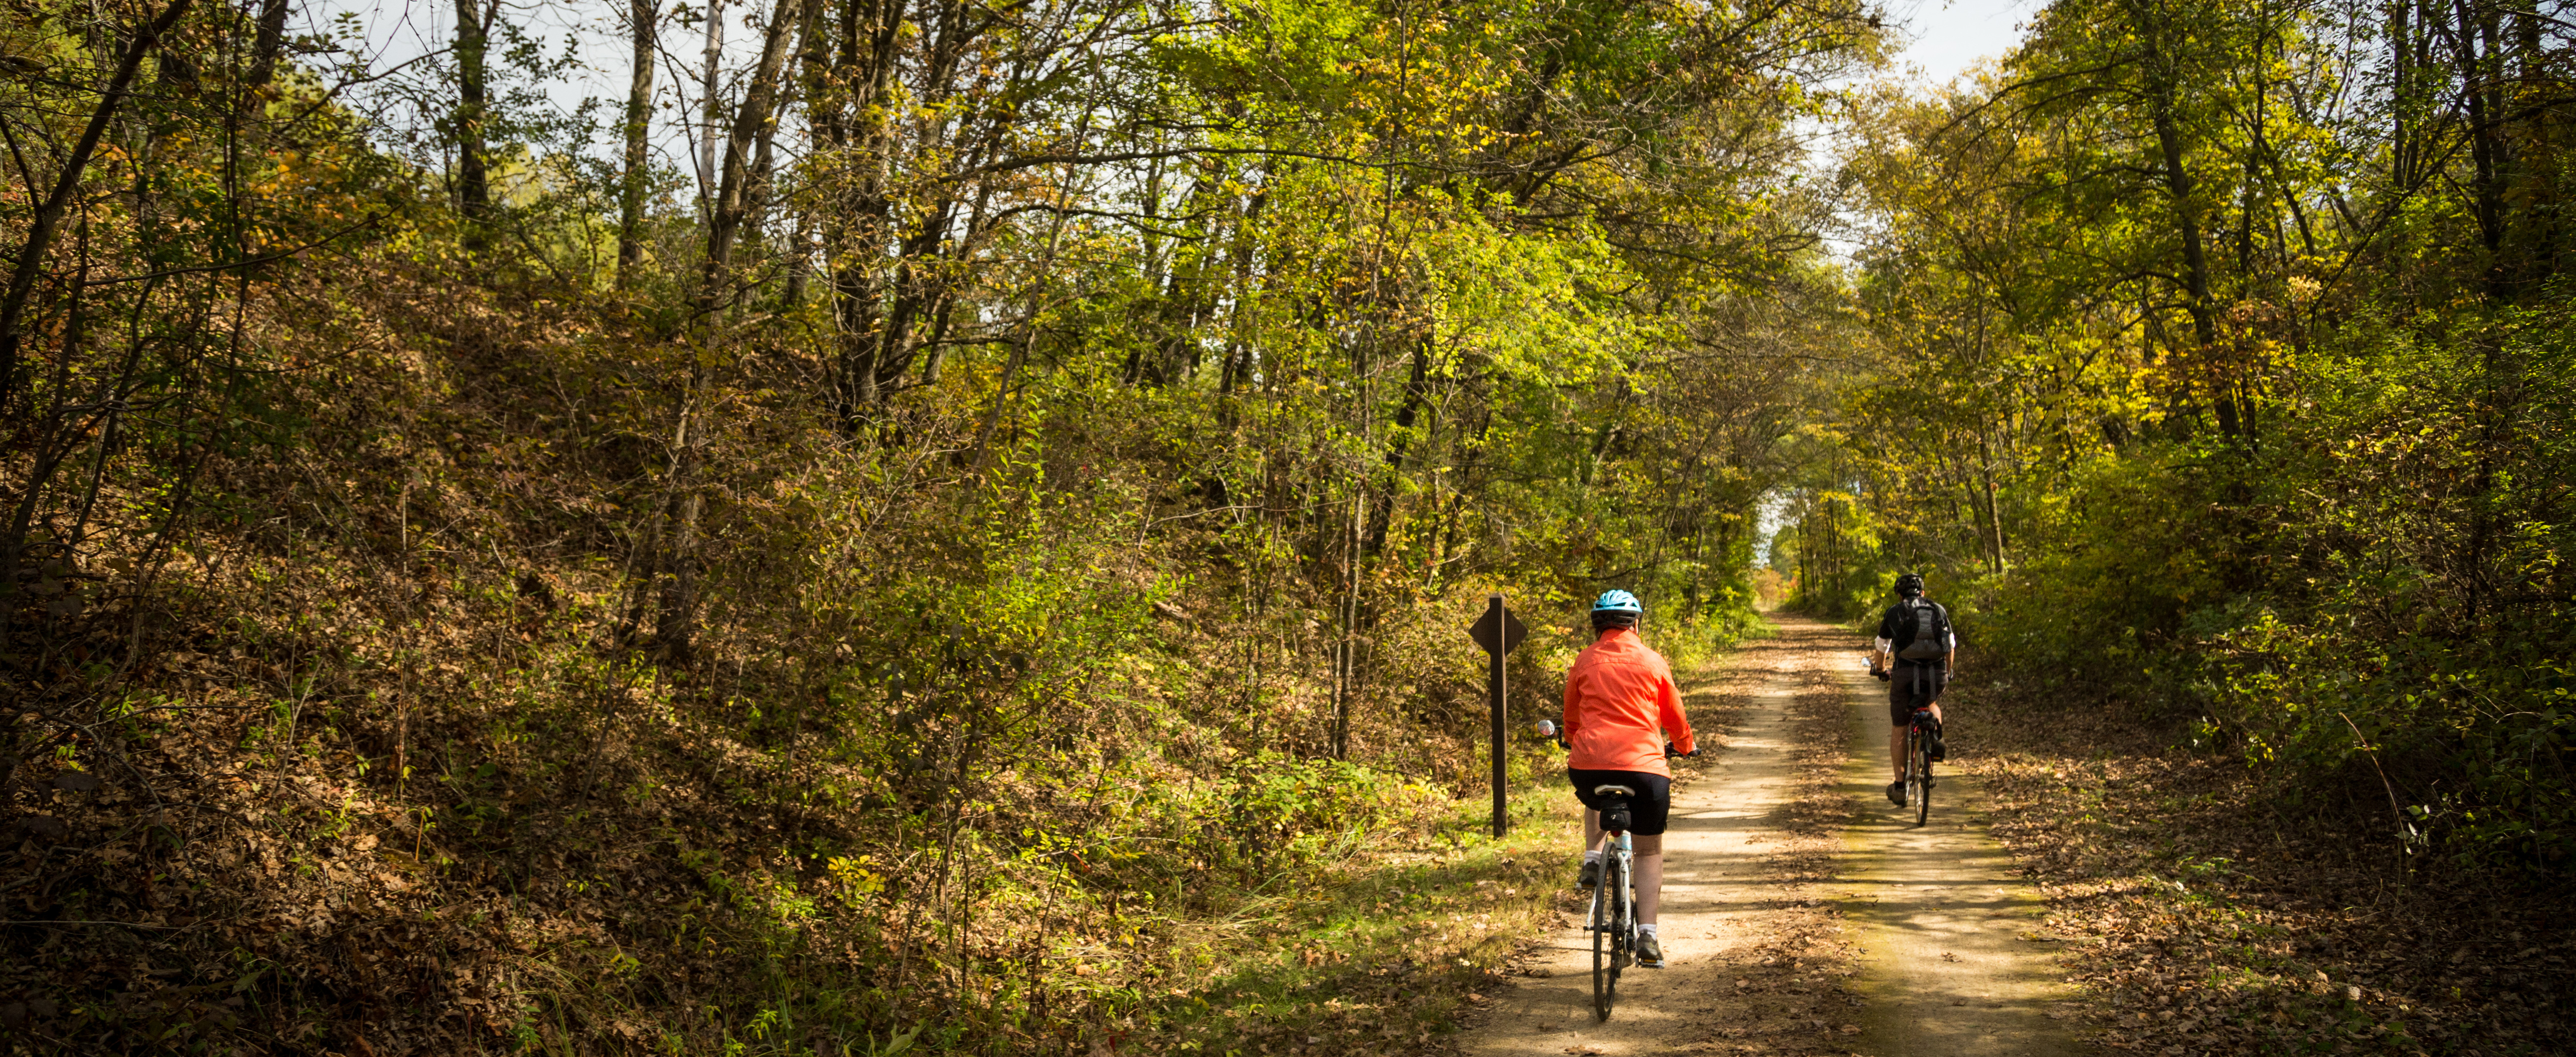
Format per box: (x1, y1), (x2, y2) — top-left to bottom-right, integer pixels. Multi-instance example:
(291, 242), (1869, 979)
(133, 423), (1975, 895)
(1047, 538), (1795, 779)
(1824, 663), (2084, 1057)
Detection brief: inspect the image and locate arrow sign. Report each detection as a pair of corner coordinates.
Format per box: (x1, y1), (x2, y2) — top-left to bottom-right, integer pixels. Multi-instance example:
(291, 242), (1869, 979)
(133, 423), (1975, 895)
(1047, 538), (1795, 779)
(1468, 601), (1527, 656)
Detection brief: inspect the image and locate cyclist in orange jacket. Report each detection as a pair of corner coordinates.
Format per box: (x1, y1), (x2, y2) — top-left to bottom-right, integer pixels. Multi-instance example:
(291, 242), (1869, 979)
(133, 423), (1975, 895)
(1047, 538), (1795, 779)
(1563, 589), (1696, 969)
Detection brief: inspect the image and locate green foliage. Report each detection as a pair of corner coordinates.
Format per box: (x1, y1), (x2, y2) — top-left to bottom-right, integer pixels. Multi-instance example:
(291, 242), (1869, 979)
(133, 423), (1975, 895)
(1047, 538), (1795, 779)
(1805, 0), (2576, 880)
(2171, 308), (2576, 870)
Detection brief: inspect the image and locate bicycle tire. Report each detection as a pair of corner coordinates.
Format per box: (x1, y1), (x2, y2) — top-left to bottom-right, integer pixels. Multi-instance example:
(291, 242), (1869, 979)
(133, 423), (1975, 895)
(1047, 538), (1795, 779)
(1912, 730), (1933, 827)
(1590, 862), (1613, 1021)
(1610, 853), (1630, 996)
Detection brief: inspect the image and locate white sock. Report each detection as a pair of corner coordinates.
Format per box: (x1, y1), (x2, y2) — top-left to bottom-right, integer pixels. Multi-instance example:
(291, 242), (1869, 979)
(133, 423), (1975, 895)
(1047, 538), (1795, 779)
(1583, 850), (1602, 864)
(1639, 923), (1658, 938)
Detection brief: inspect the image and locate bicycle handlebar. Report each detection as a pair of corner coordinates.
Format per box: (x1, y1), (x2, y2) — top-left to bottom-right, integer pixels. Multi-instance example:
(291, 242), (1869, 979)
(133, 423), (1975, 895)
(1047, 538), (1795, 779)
(1532, 719), (1695, 757)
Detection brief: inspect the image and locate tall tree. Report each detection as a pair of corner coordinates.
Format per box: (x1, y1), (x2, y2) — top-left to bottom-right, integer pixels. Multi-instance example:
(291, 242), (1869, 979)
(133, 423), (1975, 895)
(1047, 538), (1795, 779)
(618, 0), (659, 284)
(645, 0), (808, 661)
(699, 0), (803, 308)
(454, 0), (495, 222)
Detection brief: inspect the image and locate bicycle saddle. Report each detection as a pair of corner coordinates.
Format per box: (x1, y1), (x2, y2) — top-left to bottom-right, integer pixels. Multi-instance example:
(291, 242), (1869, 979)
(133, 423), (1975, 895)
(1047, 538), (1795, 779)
(1592, 784), (1638, 797)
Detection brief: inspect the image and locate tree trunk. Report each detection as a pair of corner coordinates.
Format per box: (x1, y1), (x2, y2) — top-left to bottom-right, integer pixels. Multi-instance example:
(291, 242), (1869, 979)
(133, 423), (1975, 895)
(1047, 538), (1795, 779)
(617, 0), (658, 286)
(642, 0), (802, 661)
(654, 476), (704, 661)
(2389, 0), (2413, 190)
(1365, 339), (1431, 559)
(819, 0), (908, 422)
(2134, 2), (2230, 438)
(1978, 429), (2006, 575)
(249, 0), (291, 92)
(2511, 1), (2556, 286)
(2439, 0), (2508, 294)
(455, 0), (492, 223)
(698, 0), (804, 311)
(697, 0), (725, 189)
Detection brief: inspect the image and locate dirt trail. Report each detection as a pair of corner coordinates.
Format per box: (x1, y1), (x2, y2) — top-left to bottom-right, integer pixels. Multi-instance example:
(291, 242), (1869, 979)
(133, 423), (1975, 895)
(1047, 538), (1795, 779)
(1822, 662), (2082, 1056)
(1458, 616), (2082, 1057)
(1462, 636), (1806, 1057)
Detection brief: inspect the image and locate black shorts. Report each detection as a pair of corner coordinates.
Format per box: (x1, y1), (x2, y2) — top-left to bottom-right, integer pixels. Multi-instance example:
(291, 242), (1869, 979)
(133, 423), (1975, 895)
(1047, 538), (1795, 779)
(1567, 769), (1673, 835)
(1888, 662), (1947, 725)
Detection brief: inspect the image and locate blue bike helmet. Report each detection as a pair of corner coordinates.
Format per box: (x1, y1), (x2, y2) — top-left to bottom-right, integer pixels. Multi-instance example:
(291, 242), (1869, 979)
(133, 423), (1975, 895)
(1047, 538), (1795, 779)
(1592, 590), (1643, 615)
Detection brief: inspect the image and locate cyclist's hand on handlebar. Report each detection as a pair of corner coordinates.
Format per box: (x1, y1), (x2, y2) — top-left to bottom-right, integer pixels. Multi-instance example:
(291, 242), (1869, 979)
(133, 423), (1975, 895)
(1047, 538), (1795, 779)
(1871, 666), (1889, 681)
(1665, 741), (1697, 759)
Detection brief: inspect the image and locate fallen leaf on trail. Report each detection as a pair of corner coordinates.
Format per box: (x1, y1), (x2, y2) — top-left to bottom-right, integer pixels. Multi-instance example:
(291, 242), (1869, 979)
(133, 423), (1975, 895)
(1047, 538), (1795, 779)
(1840, 1024), (1860, 1034)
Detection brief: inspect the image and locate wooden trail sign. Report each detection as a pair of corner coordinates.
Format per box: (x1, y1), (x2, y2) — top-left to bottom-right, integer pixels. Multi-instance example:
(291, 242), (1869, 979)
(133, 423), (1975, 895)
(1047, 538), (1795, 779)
(1469, 599), (1528, 656)
(1470, 594), (1527, 836)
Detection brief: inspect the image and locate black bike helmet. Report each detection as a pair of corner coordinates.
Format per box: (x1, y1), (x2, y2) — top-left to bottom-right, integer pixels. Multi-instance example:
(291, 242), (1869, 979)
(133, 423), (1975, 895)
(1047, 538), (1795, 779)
(1895, 573), (1926, 598)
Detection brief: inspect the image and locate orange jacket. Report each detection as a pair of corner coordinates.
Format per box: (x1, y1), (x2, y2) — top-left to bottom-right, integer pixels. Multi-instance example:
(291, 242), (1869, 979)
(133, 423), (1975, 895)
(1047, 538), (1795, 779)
(1562, 627), (1694, 775)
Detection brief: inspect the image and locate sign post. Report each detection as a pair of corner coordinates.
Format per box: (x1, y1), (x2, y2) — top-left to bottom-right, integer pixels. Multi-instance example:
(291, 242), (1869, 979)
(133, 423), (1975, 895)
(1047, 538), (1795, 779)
(1467, 593), (1528, 837)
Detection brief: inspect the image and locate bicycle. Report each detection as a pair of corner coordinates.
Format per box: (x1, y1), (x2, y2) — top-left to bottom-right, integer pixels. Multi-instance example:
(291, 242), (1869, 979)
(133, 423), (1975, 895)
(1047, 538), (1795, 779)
(1530, 723), (1687, 1021)
(1903, 705), (1936, 827)
(1585, 782), (1640, 1021)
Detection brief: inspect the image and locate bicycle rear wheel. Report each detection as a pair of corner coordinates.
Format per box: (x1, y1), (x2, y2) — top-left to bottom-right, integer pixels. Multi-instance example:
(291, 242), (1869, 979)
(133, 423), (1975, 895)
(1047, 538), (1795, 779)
(1602, 852), (1635, 1019)
(1590, 861), (1614, 1020)
(1911, 731), (1933, 826)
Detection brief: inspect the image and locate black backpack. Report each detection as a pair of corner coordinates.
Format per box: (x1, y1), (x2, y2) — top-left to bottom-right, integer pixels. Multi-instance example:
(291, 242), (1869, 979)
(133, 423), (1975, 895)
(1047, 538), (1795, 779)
(1895, 599), (1951, 661)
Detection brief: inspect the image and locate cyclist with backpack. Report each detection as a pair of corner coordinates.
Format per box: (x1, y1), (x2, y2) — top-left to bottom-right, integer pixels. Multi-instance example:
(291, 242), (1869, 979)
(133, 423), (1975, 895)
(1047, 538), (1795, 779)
(1868, 573), (1953, 806)
(1562, 590), (1697, 969)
